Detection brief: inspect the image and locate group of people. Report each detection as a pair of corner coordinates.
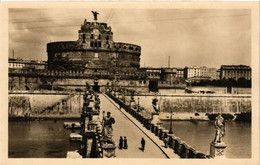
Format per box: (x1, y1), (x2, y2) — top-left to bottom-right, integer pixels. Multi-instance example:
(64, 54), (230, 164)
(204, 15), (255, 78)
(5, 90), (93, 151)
(118, 137), (146, 152)
(118, 136), (128, 149)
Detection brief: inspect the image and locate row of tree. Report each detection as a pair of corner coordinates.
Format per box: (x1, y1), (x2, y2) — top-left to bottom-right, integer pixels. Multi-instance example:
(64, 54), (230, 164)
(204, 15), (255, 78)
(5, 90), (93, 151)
(191, 78), (251, 87)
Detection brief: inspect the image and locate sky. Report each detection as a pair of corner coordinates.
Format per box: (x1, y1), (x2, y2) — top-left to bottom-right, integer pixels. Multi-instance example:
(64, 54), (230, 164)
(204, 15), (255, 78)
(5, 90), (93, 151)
(9, 8), (251, 68)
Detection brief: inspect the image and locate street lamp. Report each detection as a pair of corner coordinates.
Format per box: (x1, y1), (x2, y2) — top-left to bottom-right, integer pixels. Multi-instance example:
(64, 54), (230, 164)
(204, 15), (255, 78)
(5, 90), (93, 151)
(168, 109), (173, 134)
(137, 97), (140, 112)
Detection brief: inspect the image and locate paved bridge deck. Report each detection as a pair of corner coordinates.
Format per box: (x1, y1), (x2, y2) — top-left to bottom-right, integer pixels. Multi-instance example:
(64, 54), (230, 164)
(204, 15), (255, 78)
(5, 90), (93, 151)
(99, 94), (179, 158)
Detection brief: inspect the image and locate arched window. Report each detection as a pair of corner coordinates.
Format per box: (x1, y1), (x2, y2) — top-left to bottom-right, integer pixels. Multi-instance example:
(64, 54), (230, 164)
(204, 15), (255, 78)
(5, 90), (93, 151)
(106, 35), (109, 40)
(91, 34), (94, 39)
(98, 34), (101, 39)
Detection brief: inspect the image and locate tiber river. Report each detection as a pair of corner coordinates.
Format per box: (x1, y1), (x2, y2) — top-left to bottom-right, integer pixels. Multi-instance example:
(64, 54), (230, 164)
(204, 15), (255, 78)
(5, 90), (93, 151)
(8, 120), (251, 158)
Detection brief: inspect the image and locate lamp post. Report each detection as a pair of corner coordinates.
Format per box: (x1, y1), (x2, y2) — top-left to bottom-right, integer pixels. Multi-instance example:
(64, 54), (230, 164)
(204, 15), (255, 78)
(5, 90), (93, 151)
(137, 97), (140, 113)
(168, 109), (173, 134)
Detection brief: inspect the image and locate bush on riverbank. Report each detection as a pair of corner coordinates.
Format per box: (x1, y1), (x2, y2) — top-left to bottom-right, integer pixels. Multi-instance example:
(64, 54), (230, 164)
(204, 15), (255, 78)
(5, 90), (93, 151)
(235, 112), (251, 122)
(207, 113), (234, 121)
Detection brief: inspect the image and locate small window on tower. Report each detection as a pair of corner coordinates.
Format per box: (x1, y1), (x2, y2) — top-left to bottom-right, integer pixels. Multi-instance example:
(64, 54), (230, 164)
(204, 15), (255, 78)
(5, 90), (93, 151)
(91, 34), (94, 39)
(82, 34), (86, 43)
(106, 35), (109, 40)
(99, 35), (101, 39)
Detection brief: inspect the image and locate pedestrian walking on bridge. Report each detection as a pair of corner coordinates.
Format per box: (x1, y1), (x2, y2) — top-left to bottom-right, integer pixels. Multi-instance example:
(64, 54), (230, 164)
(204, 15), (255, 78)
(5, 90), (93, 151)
(119, 136), (123, 149)
(163, 137), (168, 148)
(119, 101), (122, 109)
(141, 138), (145, 152)
(123, 136), (128, 149)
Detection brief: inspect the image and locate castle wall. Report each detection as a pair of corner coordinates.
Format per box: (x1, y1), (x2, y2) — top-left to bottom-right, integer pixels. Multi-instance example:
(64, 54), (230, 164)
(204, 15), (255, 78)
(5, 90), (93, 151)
(8, 74), (149, 93)
(47, 48), (140, 70)
(47, 21), (141, 70)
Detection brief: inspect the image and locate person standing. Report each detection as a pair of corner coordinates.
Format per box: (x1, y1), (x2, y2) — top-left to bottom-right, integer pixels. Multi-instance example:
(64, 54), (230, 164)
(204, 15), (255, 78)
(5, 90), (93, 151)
(123, 136), (128, 149)
(163, 137), (168, 148)
(119, 101), (122, 109)
(141, 138), (145, 152)
(119, 136), (123, 149)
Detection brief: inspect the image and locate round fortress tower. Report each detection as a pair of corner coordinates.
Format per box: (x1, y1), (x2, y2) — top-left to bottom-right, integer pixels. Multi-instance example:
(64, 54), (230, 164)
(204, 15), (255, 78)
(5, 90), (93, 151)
(47, 18), (141, 71)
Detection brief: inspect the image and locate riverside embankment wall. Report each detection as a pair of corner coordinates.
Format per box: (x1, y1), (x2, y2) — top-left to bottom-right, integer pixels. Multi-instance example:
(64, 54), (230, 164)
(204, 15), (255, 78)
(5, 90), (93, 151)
(8, 91), (83, 117)
(131, 94), (251, 114)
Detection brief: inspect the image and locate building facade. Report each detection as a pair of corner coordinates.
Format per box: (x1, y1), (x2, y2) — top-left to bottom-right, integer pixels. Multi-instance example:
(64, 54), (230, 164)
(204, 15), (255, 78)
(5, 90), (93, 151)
(220, 65), (251, 80)
(161, 68), (177, 82)
(200, 67), (218, 80)
(184, 66), (201, 78)
(47, 19), (141, 71)
(184, 66), (218, 80)
(176, 68), (184, 78)
(9, 58), (47, 70)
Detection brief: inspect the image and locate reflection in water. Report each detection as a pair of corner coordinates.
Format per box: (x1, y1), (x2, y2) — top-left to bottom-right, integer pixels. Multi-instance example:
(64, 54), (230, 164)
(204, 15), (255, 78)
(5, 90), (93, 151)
(162, 121), (251, 158)
(9, 120), (251, 158)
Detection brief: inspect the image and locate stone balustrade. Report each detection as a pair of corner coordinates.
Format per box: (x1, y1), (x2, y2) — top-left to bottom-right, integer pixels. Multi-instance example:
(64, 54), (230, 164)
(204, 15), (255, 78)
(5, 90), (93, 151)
(95, 124), (103, 158)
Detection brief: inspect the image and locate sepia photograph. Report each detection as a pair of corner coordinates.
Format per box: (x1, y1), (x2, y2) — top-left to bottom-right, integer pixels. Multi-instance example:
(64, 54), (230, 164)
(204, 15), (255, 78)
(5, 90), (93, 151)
(0, 1), (259, 165)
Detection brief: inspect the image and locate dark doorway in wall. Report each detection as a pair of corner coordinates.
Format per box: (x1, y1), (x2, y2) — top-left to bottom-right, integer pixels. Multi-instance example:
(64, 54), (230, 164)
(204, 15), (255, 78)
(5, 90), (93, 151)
(93, 81), (100, 93)
(149, 81), (158, 92)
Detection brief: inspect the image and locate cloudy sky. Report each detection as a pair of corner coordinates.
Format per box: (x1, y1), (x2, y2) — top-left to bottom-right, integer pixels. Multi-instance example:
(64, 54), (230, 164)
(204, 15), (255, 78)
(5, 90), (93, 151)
(9, 8), (251, 68)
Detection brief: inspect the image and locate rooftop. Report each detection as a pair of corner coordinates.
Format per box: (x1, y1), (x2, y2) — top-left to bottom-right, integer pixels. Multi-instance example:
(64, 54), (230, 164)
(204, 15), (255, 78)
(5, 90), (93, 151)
(221, 65), (251, 70)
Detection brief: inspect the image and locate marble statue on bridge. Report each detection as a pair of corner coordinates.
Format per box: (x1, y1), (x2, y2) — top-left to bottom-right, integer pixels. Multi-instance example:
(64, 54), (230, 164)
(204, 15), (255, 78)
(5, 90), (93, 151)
(214, 114), (225, 143)
(152, 94), (160, 113)
(130, 90), (135, 102)
(210, 113), (227, 158)
(94, 94), (100, 112)
(102, 112), (115, 143)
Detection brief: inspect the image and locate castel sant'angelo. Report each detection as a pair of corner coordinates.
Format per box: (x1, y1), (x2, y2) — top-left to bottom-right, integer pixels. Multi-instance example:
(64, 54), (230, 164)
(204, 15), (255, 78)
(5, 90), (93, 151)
(47, 12), (141, 71)
(8, 12), (165, 92)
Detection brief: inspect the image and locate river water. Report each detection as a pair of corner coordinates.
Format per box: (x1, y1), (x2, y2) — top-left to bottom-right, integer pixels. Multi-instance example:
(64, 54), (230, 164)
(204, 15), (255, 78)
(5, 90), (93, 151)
(8, 120), (80, 158)
(162, 121), (251, 158)
(8, 120), (251, 158)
